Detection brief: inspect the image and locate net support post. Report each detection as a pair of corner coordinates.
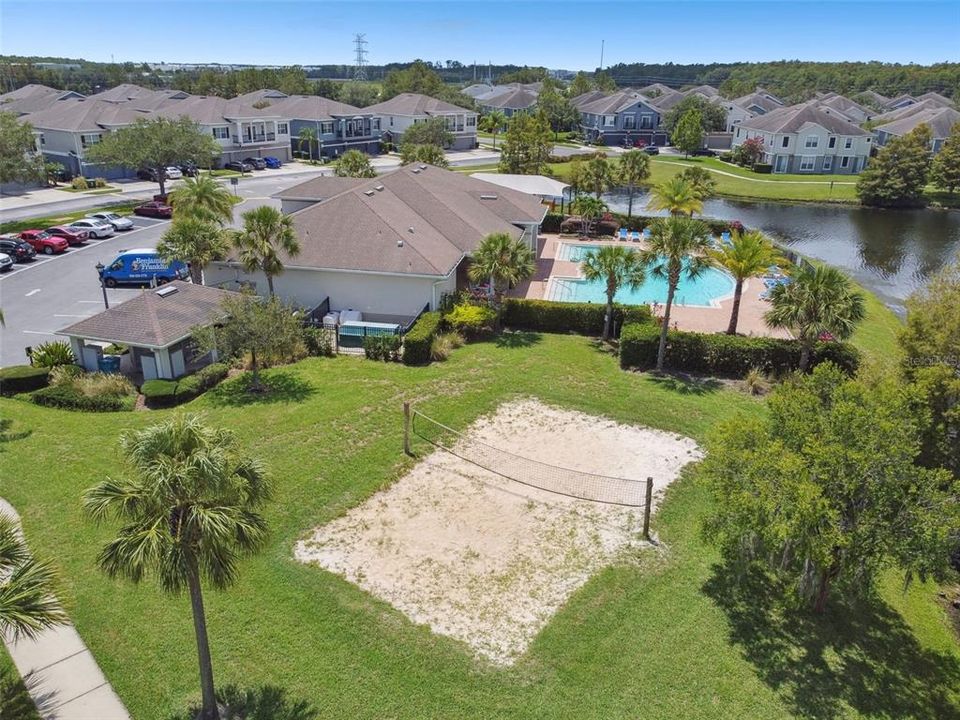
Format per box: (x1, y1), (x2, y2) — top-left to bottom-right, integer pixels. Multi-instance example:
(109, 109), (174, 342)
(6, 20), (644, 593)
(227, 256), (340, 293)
(403, 402), (412, 456)
(642, 477), (653, 541)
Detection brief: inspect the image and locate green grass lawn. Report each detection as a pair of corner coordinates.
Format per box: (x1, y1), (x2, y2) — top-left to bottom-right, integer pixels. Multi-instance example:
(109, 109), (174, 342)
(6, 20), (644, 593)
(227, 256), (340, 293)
(0, 645), (40, 720)
(0, 202), (141, 235)
(2, 330), (957, 719)
(57, 185), (123, 195)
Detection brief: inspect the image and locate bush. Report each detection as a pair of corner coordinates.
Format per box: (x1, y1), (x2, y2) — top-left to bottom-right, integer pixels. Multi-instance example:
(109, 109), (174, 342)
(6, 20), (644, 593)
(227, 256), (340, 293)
(541, 212), (564, 233)
(619, 322), (860, 377)
(92, 177), (108, 188)
(141, 379), (178, 406)
(430, 332), (464, 362)
(70, 176), (89, 190)
(49, 364), (84, 386)
(719, 152), (734, 162)
(31, 384), (132, 412)
(141, 362), (229, 408)
(103, 343), (128, 355)
(501, 298), (653, 336)
(193, 362), (229, 391)
(0, 365), (50, 395)
(446, 304), (496, 338)
(363, 334), (402, 362)
(752, 163), (773, 174)
(402, 312), (443, 365)
(29, 340), (76, 368)
(302, 327), (334, 357)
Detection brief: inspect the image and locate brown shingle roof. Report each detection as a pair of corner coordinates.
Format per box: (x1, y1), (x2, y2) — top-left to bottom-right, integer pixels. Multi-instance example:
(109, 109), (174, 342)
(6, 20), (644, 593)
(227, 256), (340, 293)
(274, 176), (370, 200)
(363, 93), (473, 116)
(57, 282), (236, 348)
(22, 98), (152, 131)
(480, 87), (539, 111)
(738, 101), (870, 135)
(255, 165), (545, 277)
(267, 94), (370, 120)
(875, 106), (960, 140)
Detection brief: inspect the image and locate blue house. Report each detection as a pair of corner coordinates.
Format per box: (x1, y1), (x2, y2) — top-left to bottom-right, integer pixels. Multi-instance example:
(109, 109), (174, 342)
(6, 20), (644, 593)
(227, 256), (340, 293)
(577, 91), (667, 147)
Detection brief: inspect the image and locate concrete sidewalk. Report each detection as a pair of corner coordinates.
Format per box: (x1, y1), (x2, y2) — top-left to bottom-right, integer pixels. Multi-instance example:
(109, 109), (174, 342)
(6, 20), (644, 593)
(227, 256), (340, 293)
(1, 499), (130, 720)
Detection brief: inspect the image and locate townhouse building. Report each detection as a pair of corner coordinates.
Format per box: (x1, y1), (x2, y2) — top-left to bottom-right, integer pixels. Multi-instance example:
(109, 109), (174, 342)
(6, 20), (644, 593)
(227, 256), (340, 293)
(363, 93), (478, 150)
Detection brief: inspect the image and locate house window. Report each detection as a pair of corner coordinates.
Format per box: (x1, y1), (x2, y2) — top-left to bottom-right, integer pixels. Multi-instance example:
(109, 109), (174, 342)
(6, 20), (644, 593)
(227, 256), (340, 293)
(828, 137), (836, 149)
(623, 114), (636, 130)
(212, 127), (230, 140)
(736, 127), (741, 138)
(640, 115), (652, 129)
(840, 156), (850, 168)
(466, 115), (476, 127)
(320, 121), (334, 134)
(445, 115), (457, 130)
(277, 123), (289, 135)
(804, 135), (818, 148)
(799, 156), (817, 171)
(844, 137), (852, 149)
(39, 133), (45, 145)
(80, 133), (101, 148)
(781, 136), (789, 148)
(372, 118), (381, 131)
(389, 117), (394, 127)
(823, 157), (833, 171)
(603, 115), (615, 127)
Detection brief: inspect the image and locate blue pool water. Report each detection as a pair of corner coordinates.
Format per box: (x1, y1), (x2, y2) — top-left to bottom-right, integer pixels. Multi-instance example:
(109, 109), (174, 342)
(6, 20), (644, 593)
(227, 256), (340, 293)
(551, 244), (736, 307)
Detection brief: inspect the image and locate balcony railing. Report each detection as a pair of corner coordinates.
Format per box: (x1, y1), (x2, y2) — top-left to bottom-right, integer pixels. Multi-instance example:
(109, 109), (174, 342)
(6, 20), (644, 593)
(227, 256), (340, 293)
(232, 132), (277, 145)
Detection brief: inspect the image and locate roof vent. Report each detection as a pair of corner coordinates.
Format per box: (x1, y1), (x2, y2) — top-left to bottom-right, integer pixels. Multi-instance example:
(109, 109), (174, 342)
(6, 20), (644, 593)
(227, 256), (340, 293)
(155, 285), (178, 298)
(397, 239), (404, 247)
(418, 164), (427, 170)
(411, 168), (420, 174)
(408, 226), (415, 233)
(374, 184), (384, 191)
(480, 193), (498, 200)
(364, 189), (375, 196)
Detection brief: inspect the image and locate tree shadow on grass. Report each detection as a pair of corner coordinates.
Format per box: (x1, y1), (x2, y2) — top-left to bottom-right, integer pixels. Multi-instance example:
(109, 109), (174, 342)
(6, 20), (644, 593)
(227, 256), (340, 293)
(703, 562), (960, 720)
(167, 684), (317, 720)
(494, 330), (543, 349)
(206, 370), (316, 407)
(647, 372), (723, 396)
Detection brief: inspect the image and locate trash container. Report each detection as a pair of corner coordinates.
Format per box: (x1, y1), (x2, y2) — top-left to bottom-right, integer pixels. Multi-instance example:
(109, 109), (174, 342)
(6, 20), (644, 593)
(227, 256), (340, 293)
(98, 355), (121, 373)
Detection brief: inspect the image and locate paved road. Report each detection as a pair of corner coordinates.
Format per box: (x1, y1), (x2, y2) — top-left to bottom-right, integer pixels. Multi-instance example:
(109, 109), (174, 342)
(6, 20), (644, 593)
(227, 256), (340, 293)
(0, 177), (288, 367)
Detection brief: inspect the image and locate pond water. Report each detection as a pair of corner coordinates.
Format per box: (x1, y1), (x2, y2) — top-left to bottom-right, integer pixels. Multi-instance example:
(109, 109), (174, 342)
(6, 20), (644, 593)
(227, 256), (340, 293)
(601, 189), (960, 315)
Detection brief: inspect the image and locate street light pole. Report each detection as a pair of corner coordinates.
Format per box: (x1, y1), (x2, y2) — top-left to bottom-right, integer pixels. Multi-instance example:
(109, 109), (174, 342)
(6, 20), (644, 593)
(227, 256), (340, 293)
(95, 262), (109, 309)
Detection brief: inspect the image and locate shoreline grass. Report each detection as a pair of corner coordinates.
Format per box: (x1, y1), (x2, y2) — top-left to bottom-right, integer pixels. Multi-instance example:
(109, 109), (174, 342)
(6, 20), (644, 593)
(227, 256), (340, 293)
(0, 202), (141, 234)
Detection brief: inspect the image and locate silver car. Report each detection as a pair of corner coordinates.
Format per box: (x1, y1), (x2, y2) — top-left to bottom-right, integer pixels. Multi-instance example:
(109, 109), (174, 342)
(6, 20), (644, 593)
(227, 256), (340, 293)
(165, 166), (183, 180)
(0, 252), (13, 272)
(68, 218), (116, 239)
(86, 212), (134, 231)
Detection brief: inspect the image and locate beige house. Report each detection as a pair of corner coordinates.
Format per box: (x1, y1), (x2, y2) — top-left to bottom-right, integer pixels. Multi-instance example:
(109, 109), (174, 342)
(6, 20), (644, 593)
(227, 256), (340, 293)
(363, 93), (478, 151)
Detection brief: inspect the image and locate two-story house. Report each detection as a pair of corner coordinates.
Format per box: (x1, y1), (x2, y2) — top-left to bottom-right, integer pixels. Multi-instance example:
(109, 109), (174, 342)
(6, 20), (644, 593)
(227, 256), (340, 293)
(731, 102), (872, 174)
(476, 85), (539, 118)
(731, 89), (785, 116)
(874, 104), (960, 154)
(577, 91), (666, 147)
(364, 93), (478, 151)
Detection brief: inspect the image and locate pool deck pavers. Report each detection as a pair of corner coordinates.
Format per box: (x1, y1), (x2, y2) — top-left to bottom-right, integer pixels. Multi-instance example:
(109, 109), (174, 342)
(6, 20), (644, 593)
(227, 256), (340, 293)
(512, 233), (791, 339)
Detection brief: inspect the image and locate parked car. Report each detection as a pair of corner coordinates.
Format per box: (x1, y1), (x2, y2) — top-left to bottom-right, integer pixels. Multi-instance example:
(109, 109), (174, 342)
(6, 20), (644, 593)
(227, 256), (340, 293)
(98, 249), (189, 287)
(133, 201), (173, 218)
(18, 230), (68, 255)
(242, 157), (267, 170)
(224, 160), (253, 172)
(86, 212), (134, 231)
(0, 252), (13, 272)
(44, 226), (90, 245)
(0, 237), (37, 262)
(165, 166), (183, 180)
(178, 162), (199, 177)
(137, 167), (161, 181)
(263, 156), (282, 169)
(643, 145), (660, 155)
(691, 148), (717, 157)
(68, 218), (116, 239)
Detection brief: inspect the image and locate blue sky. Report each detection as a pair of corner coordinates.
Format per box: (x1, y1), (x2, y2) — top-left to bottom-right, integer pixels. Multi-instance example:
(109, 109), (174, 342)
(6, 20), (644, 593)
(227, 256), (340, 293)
(2, 1), (958, 70)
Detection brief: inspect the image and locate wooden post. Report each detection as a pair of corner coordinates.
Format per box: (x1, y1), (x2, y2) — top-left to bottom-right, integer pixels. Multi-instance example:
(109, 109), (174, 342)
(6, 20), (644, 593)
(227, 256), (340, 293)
(642, 477), (654, 541)
(403, 402), (412, 456)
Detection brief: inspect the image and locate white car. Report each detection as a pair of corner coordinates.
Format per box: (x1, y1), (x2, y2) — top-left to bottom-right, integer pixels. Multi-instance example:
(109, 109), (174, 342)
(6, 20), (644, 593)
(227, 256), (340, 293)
(68, 218), (116, 239)
(86, 212), (134, 231)
(165, 166), (183, 180)
(0, 252), (13, 272)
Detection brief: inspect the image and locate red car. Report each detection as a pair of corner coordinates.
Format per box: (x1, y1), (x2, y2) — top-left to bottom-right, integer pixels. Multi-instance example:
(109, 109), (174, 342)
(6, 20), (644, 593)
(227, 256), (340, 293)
(45, 225), (90, 246)
(133, 201), (173, 218)
(18, 230), (69, 255)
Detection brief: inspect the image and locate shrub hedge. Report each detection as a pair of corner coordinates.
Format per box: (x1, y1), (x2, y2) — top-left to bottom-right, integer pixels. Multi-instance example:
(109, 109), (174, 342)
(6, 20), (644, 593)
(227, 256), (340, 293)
(619, 322), (860, 376)
(31, 385), (132, 412)
(753, 163), (773, 174)
(502, 298), (653, 336)
(446, 304), (496, 338)
(552, 211), (743, 237)
(363, 335), (402, 362)
(141, 362), (230, 408)
(0, 365), (50, 395)
(402, 312), (443, 365)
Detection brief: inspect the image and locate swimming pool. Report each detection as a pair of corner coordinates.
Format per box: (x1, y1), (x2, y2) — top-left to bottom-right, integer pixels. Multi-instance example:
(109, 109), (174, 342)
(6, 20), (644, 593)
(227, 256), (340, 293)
(550, 244), (736, 307)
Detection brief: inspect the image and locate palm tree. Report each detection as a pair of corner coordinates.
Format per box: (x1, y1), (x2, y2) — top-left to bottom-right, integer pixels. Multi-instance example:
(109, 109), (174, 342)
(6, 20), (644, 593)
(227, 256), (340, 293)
(583, 152), (615, 198)
(710, 230), (784, 335)
(83, 415), (270, 720)
(167, 174), (235, 226)
(480, 110), (507, 149)
(642, 216), (713, 372)
(677, 165), (717, 202)
(467, 232), (535, 329)
(297, 127), (317, 160)
(647, 176), (704, 217)
(617, 149), (651, 217)
(157, 217), (230, 285)
(232, 206), (301, 296)
(0, 513), (67, 640)
(581, 245), (647, 341)
(765, 264), (866, 371)
(571, 195), (608, 237)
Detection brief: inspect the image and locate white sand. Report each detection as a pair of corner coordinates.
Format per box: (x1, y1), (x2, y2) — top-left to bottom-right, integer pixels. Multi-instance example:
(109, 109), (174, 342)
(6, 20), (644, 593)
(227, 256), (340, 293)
(294, 398), (701, 664)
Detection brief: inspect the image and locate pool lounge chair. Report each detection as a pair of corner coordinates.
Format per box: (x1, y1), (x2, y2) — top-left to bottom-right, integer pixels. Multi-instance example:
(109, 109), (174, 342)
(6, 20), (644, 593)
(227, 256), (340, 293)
(643, 227), (652, 240)
(631, 230), (642, 242)
(618, 228), (628, 241)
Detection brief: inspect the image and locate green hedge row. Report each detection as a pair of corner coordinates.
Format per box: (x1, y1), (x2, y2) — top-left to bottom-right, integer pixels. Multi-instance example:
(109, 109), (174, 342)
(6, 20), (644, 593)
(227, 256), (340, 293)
(501, 298), (653, 336)
(547, 210), (743, 236)
(31, 385), (132, 412)
(403, 312), (442, 365)
(141, 362), (230, 408)
(0, 365), (51, 395)
(619, 322), (860, 376)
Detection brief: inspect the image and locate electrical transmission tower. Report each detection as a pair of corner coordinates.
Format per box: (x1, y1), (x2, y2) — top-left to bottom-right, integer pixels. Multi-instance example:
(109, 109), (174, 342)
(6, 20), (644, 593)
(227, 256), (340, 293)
(353, 33), (368, 81)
